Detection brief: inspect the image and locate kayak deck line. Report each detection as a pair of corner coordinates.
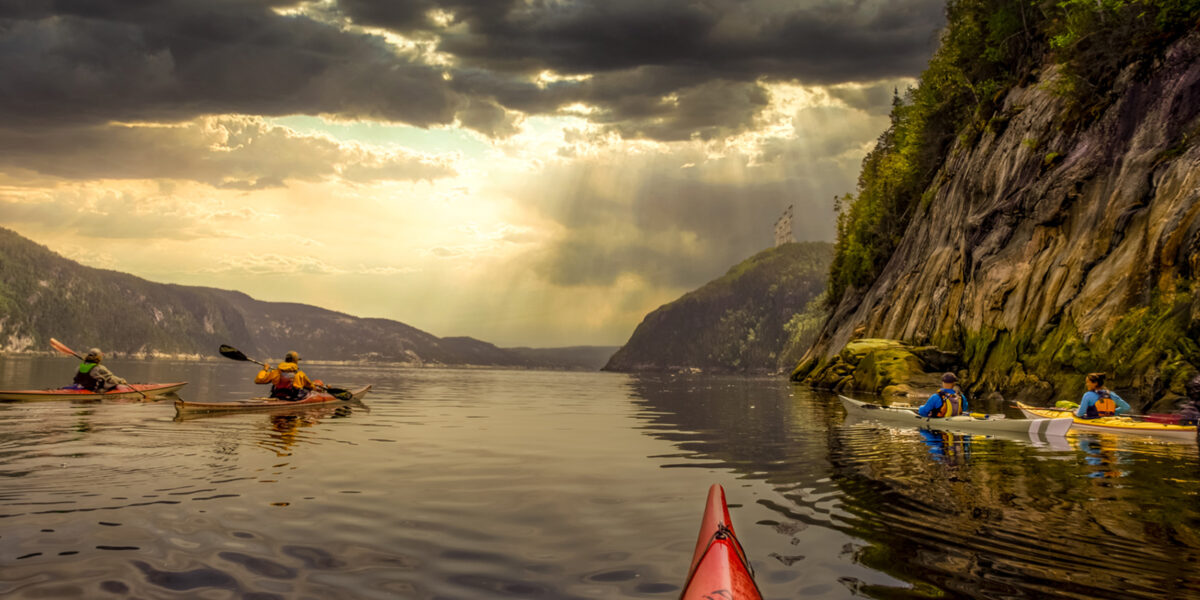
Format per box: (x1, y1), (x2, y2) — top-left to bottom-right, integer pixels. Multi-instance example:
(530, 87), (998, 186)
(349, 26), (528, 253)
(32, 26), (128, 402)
(840, 395), (1073, 438)
(0, 382), (188, 402)
(174, 385), (372, 414)
(681, 484), (763, 600)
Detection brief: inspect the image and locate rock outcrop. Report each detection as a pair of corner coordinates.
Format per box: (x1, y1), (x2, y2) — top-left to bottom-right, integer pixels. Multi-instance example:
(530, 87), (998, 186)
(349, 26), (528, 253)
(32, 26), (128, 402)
(797, 33), (1200, 411)
(605, 242), (831, 374)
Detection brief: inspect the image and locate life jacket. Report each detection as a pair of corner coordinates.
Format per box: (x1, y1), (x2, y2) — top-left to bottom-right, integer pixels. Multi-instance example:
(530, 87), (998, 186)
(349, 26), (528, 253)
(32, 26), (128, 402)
(73, 362), (103, 391)
(934, 389), (963, 417)
(1084, 389), (1116, 419)
(270, 363), (307, 401)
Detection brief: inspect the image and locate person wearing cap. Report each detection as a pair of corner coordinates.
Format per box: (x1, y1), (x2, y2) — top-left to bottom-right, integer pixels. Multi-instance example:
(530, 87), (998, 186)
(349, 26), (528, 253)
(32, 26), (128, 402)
(917, 372), (968, 417)
(71, 348), (128, 392)
(254, 350), (317, 401)
(1075, 372), (1131, 419)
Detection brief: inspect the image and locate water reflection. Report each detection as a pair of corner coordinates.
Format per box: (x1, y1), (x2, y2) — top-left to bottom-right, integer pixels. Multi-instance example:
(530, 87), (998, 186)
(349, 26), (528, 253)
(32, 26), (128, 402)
(626, 375), (1200, 599)
(174, 401), (365, 457)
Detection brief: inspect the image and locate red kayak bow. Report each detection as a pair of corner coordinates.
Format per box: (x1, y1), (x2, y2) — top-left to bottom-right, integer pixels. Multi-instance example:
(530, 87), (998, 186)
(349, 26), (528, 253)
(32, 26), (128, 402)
(680, 484), (763, 600)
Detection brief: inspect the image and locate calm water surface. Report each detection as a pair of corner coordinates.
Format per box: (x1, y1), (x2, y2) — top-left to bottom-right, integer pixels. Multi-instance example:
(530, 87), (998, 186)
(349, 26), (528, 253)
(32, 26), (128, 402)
(1, 356), (1198, 599)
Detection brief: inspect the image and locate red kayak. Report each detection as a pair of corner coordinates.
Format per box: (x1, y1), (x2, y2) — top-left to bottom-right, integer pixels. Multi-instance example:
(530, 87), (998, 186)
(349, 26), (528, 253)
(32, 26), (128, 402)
(174, 385), (371, 414)
(680, 484), (763, 600)
(0, 382), (188, 402)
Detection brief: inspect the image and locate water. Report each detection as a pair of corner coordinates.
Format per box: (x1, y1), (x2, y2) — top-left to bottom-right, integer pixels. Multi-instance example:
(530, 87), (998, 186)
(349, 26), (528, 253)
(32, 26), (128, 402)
(1, 356), (1199, 599)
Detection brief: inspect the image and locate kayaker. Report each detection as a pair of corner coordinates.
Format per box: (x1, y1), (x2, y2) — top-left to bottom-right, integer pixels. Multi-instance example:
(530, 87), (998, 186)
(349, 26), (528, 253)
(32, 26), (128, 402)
(255, 351), (316, 401)
(1074, 372), (1131, 419)
(917, 373), (967, 417)
(70, 348), (128, 392)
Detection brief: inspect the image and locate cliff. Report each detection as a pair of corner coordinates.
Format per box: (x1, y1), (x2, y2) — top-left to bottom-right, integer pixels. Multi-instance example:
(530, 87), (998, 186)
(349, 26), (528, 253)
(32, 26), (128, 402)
(798, 23), (1200, 410)
(0, 227), (616, 369)
(605, 242), (832, 374)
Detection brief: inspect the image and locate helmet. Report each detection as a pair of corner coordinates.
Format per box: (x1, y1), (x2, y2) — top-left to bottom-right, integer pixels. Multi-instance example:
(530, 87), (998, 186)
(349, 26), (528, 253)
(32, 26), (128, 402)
(284, 351), (301, 363)
(86, 348), (103, 362)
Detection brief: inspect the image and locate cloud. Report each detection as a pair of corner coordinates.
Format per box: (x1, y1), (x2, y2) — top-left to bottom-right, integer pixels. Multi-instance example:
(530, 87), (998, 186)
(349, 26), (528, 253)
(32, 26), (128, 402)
(346, 0), (944, 82)
(208, 253), (346, 276)
(0, 185), (260, 240)
(0, 1), (460, 130)
(0, 1), (943, 142)
(0, 117), (456, 186)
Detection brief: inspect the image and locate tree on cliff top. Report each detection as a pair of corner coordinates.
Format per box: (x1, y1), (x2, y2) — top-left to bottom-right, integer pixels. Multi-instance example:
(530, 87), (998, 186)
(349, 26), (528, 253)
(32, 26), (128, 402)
(828, 0), (1200, 307)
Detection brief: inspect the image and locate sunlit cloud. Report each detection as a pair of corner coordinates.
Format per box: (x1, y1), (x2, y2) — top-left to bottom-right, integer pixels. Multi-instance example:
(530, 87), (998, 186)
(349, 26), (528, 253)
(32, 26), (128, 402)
(0, 0), (944, 347)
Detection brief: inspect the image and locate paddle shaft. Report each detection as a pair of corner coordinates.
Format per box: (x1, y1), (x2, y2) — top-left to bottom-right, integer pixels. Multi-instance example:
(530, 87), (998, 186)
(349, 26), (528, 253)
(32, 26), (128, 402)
(48, 338), (148, 399)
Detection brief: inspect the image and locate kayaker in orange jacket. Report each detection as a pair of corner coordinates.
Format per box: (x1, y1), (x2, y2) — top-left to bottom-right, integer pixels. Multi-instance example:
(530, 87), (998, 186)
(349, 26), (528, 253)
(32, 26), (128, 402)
(255, 351), (316, 401)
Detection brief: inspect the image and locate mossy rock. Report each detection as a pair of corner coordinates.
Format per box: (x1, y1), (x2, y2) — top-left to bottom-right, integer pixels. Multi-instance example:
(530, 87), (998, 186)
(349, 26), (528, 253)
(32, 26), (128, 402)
(790, 356), (820, 381)
(1147, 392), (1187, 414)
(853, 348), (924, 394)
(1007, 374), (1056, 405)
(839, 338), (902, 367)
(910, 346), (963, 373)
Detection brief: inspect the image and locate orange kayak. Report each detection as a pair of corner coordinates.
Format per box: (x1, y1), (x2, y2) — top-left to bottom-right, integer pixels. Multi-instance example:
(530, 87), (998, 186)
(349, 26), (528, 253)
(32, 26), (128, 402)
(0, 382), (187, 402)
(174, 385), (371, 413)
(680, 484), (763, 600)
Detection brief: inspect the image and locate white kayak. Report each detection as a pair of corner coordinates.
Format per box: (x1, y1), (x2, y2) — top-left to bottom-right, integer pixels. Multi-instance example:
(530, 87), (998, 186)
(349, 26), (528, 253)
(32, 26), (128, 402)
(840, 395), (1072, 438)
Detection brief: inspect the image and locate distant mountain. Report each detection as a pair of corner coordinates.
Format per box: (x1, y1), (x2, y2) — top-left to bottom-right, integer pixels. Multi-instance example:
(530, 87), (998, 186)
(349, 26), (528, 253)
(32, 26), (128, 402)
(0, 227), (616, 370)
(604, 242), (832, 374)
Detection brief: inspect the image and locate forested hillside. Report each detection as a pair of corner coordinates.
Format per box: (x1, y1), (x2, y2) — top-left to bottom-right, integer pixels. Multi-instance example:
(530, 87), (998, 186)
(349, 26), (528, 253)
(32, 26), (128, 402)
(0, 227), (615, 369)
(605, 242), (832, 374)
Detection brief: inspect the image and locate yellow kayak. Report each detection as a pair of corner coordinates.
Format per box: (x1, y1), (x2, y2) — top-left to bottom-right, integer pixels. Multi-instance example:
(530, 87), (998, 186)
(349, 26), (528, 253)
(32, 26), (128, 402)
(1016, 402), (1197, 440)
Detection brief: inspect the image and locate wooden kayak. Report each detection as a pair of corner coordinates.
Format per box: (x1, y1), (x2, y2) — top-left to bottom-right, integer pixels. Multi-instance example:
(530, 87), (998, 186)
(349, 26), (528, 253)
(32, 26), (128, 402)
(680, 484), (762, 600)
(1016, 402), (1198, 440)
(841, 395), (1072, 437)
(174, 385), (372, 414)
(0, 382), (187, 402)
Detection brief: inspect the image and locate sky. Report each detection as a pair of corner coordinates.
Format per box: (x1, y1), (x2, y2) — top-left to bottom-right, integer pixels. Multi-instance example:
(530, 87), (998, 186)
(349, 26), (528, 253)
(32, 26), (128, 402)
(0, 0), (944, 347)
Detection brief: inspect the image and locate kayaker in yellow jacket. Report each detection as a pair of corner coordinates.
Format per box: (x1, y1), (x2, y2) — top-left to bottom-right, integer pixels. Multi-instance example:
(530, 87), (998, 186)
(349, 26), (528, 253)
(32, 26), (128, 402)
(255, 351), (316, 401)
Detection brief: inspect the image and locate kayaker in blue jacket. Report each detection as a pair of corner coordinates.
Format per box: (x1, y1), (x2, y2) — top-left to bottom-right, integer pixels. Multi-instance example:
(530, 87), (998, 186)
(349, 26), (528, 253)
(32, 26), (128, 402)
(917, 373), (967, 417)
(1075, 372), (1131, 419)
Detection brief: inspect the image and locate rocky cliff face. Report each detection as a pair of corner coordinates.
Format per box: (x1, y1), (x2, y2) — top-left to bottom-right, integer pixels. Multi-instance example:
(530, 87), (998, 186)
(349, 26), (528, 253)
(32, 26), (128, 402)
(0, 227), (615, 369)
(798, 33), (1200, 410)
(605, 242), (831, 374)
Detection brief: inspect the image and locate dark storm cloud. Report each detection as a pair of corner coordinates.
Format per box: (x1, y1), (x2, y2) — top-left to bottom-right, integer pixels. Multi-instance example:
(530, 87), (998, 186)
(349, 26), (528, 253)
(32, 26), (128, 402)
(0, 0), (942, 143)
(350, 0), (944, 140)
(344, 0), (945, 82)
(0, 0), (460, 129)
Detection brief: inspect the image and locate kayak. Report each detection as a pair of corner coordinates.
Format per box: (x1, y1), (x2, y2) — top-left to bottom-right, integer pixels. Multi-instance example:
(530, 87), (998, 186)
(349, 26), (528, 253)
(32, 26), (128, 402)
(680, 484), (762, 600)
(1016, 402), (1198, 440)
(840, 395), (1072, 438)
(0, 382), (188, 402)
(174, 385), (371, 414)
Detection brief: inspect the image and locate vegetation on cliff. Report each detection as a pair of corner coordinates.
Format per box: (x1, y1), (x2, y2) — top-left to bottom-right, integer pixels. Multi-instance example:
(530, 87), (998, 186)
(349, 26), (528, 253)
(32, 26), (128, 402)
(809, 0), (1200, 409)
(604, 242), (832, 373)
(829, 0), (1200, 306)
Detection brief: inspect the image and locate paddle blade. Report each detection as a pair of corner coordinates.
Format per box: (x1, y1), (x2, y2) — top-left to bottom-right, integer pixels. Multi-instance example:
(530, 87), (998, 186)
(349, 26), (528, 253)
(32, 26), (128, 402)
(49, 338), (82, 359)
(218, 345), (250, 362)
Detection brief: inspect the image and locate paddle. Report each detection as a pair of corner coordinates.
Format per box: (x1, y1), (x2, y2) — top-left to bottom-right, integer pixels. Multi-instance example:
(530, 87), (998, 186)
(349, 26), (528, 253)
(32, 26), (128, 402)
(49, 338), (148, 399)
(218, 345), (354, 401)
